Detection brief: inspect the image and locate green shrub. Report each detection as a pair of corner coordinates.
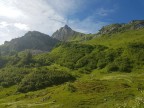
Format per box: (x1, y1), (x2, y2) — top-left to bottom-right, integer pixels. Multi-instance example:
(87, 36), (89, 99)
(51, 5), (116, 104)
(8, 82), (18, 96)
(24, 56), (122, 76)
(78, 67), (91, 74)
(97, 59), (107, 69)
(0, 67), (30, 87)
(1, 82), (9, 88)
(0, 57), (7, 68)
(107, 63), (119, 72)
(128, 42), (144, 50)
(114, 57), (133, 72)
(17, 68), (75, 93)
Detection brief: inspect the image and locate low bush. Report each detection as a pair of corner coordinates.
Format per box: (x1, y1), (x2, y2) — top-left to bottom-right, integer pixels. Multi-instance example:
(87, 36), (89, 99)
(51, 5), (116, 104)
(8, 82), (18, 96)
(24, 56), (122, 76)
(17, 67), (75, 93)
(0, 67), (30, 87)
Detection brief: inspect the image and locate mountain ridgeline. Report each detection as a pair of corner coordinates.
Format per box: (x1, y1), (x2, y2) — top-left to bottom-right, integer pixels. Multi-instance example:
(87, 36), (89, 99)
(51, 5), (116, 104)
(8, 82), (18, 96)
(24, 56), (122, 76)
(98, 20), (144, 35)
(0, 31), (60, 55)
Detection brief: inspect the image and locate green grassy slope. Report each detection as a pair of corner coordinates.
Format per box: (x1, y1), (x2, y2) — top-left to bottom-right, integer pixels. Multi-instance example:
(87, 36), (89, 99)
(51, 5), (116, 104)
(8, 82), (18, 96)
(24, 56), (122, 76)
(0, 28), (144, 108)
(85, 28), (144, 48)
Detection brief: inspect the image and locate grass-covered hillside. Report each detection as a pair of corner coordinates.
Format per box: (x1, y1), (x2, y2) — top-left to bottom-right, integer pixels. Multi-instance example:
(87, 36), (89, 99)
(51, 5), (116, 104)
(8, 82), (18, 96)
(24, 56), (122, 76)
(85, 28), (144, 48)
(0, 27), (144, 108)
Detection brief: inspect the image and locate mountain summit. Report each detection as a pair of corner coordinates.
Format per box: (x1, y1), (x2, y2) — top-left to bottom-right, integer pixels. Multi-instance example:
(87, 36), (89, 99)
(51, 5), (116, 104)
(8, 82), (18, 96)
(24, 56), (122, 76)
(52, 25), (84, 41)
(0, 31), (59, 55)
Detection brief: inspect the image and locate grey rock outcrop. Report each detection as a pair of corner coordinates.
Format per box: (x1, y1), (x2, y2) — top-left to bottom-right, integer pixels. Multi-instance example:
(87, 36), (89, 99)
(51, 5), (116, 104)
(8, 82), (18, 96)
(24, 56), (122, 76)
(98, 20), (144, 35)
(52, 25), (83, 41)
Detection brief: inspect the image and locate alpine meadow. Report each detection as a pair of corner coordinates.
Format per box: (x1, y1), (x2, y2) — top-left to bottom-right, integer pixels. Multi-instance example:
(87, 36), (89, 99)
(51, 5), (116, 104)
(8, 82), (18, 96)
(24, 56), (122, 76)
(0, 0), (144, 108)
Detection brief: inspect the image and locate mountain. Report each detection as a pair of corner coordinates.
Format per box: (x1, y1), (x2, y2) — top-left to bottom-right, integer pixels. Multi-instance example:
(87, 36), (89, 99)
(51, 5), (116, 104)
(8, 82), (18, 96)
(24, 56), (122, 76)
(0, 31), (59, 55)
(0, 20), (144, 108)
(52, 25), (84, 41)
(98, 20), (144, 35)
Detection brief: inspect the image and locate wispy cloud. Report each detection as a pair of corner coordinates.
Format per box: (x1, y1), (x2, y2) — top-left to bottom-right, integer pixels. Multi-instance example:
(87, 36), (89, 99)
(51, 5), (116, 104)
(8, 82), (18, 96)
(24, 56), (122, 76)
(95, 8), (115, 16)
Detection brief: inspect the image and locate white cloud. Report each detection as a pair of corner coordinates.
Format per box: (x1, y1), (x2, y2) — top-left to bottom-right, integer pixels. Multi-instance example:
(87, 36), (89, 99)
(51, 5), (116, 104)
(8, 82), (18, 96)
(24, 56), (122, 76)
(0, 21), (10, 28)
(0, 1), (25, 19)
(0, 6), (24, 18)
(14, 23), (30, 31)
(0, 21), (29, 31)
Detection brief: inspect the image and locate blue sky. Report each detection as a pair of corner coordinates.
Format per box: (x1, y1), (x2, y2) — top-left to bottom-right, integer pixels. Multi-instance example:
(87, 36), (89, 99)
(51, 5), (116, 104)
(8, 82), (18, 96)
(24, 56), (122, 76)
(0, 0), (144, 44)
(70, 0), (144, 23)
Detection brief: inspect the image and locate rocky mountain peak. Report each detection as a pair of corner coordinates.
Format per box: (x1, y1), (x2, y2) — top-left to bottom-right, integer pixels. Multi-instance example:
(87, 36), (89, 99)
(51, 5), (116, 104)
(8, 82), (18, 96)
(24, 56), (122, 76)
(64, 25), (70, 29)
(52, 25), (83, 41)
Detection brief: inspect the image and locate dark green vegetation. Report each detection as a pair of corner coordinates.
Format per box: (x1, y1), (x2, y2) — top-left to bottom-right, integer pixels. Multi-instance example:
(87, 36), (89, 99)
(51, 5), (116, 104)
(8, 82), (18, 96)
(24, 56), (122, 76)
(0, 21), (144, 108)
(17, 67), (75, 93)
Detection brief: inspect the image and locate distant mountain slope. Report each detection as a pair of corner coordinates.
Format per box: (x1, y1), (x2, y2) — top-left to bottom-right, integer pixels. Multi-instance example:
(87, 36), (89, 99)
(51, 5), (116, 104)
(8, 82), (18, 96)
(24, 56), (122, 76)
(98, 20), (144, 35)
(0, 31), (59, 54)
(52, 25), (84, 41)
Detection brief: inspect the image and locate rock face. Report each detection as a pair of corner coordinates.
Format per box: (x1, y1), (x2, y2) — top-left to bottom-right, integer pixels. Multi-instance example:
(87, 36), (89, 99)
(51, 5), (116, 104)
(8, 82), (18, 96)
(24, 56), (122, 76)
(98, 20), (144, 35)
(0, 31), (59, 55)
(52, 25), (83, 41)
(129, 20), (144, 29)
